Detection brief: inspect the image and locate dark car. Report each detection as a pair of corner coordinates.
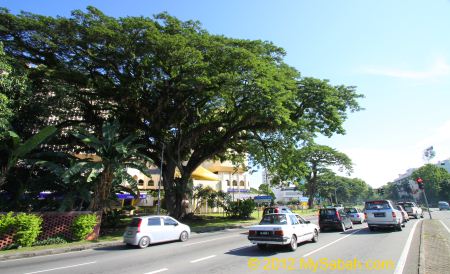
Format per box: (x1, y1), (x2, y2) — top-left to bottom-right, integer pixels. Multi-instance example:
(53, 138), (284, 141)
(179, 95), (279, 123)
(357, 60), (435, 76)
(263, 206), (292, 216)
(319, 207), (353, 231)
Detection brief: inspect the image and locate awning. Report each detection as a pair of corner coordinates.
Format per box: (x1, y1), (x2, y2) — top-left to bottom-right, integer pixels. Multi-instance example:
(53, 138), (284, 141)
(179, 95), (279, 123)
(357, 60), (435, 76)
(192, 166), (220, 181)
(174, 165), (220, 181)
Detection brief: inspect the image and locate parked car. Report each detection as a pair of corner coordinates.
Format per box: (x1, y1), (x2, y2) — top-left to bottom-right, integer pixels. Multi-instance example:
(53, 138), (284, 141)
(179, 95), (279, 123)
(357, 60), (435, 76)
(438, 201), (450, 210)
(262, 206), (292, 216)
(395, 205), (409, 223)
(344, 207), (365, 224)
(397, 202), (423, 219)
(123, 215), (191, 248)
(248, 213), (319, 251)
(319, 207), (353, 231)
(365, 200), (403, 231)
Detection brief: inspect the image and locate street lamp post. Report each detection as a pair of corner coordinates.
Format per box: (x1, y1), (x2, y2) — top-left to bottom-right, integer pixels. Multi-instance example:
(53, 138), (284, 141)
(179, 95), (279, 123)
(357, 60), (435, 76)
(157, 143), (165, 215)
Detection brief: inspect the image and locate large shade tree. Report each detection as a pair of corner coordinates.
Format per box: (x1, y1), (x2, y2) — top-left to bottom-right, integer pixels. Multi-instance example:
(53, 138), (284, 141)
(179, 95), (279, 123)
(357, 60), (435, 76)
(0, 7), (363, 217)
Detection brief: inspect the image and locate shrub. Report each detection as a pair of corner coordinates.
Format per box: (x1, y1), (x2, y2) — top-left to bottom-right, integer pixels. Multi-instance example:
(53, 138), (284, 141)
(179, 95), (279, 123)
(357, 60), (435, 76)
(71, 214), (98, 241)
(225, 199), (256, 219)
(0, 212), (15, 236)
(14, 213), (43, 247)
(33, 236), (68, 246)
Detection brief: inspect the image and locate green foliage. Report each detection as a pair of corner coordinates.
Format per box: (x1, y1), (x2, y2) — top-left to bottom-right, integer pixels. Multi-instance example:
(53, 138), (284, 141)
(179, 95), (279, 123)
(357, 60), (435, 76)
(224, 199), (256, 219)
(71, 214), (98, 241)
(0, 7), (363, 218)
(411, 164), (450, 203)
(0, 212), (15, 235)
(32, 236), (68, 246)
(13, 213), (43, 247)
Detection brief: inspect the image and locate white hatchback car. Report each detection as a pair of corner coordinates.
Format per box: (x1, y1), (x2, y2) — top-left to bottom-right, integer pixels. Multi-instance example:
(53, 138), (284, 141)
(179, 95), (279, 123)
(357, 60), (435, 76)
(123, 215), (191, 248)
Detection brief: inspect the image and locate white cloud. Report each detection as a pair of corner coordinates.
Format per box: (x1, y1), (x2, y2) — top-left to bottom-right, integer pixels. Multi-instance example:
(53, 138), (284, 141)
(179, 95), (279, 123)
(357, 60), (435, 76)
(341, 119), (450, 188)
(362, 57), (450, 80)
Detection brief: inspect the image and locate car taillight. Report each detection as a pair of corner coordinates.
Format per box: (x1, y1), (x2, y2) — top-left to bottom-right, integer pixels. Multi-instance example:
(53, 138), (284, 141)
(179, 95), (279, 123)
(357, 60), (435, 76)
(274, 230), (284, 236)
(275, 208), (279, 213)
(392, 212), (396, 219)
(136, 219), (142, 233)
(336, 210), (340, 220)
(249, 230), (256, 236)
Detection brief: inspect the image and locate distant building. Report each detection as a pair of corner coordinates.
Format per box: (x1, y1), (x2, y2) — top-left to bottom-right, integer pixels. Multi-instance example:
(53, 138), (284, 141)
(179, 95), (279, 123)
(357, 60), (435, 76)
(392, 158), (450, 202)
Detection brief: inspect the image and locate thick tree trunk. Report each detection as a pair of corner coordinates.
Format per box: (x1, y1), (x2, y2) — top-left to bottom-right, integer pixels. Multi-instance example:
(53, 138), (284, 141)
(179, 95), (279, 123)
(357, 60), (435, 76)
(90, 166), (113, 212)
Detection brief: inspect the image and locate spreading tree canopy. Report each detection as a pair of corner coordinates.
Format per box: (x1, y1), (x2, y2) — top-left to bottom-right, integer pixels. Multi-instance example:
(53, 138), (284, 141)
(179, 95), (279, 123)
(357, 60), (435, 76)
(0, 7), (363, 217)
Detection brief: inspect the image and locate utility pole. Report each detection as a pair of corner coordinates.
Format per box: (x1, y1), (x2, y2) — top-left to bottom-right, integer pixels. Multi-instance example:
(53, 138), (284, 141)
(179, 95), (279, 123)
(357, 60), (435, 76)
(157, 143), (165, 215)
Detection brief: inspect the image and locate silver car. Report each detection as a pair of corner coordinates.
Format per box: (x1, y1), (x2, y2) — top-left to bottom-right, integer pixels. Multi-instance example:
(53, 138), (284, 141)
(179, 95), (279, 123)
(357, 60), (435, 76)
(123, 215), (191, 248)
(344, 207), (365, 224)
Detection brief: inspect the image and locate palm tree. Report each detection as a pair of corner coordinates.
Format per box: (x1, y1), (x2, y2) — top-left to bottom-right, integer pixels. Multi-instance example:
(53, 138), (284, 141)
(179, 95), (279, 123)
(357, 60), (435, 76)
(67, 120), (151, 211)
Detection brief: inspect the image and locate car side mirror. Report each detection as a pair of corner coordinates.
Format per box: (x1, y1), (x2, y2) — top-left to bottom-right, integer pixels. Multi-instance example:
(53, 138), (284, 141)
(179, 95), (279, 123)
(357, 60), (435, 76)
(305, 220), (311, 224)
(174, 223), (179, 226)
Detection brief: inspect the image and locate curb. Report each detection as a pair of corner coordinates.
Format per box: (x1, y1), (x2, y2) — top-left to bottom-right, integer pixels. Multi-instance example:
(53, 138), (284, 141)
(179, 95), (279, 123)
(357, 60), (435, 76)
(418, 219), (425, 274)
(0, 240), (123, 261)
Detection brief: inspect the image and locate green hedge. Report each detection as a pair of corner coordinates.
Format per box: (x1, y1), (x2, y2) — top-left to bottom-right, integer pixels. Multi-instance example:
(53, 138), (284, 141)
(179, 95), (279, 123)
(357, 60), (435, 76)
(71, 214), (98, 241)
(0, 212), (43, 247)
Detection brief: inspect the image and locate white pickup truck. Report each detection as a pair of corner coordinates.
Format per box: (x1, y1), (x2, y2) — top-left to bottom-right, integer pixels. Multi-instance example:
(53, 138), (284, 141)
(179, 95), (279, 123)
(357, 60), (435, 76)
(397, 202), (423, 219)
(248, 213), (319, 251)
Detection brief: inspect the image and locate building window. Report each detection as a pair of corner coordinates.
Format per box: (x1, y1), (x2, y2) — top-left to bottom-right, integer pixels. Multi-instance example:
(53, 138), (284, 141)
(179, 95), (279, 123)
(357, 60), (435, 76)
(148, 179), (154, 187)
(233, 180), (238, 186)
(138, 179), (144, 186)
(240, 180), (245, 187)
(226, 180), (230, 186)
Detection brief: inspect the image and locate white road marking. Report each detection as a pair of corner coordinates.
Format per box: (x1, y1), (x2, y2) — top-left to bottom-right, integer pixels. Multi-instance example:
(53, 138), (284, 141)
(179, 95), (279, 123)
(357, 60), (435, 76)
(394, 219), (422, 274)
(23, 261), (96, 274)
(439, 220), (450, 233)
(144, 268), (169, 274)
(190, 255), (216, 263)
(302, 228), (363, 257)
(0, 249), (91, 263)
(182, 235), (240, 247)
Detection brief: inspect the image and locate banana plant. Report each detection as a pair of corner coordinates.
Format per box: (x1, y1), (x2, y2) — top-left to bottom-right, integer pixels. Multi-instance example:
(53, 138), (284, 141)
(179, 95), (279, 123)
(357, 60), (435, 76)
(67, 120), (152, 211)
(0, 126), (57, 189)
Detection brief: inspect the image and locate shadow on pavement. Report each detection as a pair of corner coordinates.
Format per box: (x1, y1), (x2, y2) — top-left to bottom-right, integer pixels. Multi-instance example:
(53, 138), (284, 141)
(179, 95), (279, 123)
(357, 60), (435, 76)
(226, 241), (312, 257)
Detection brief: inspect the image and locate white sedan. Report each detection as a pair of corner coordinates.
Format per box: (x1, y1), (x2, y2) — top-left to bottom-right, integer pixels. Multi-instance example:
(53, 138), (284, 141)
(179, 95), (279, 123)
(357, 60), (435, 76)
(123, 215), (191, 248)
(248, 213), (319, 251)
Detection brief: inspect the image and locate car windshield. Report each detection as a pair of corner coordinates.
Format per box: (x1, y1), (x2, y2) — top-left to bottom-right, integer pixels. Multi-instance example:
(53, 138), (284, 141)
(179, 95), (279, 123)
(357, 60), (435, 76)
(260, 214), (288, 225)
(320, 209), (337, 216)
(345, 208), (357, 213)
(365, 201), (391, 210)
(128, 218), (141, 227)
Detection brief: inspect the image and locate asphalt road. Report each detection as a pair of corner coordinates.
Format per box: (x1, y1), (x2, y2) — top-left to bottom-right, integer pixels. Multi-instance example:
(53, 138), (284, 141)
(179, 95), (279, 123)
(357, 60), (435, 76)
(1, 210), (449, 274)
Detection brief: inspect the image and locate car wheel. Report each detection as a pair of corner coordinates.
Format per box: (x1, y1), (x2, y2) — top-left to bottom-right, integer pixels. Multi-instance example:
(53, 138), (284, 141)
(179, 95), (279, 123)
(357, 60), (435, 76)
(420, 214), (424, 219)
(288, 235), (297, 251)
(311, 229), (319, 243)
(368, 226), (375, 231)
(341, 222), (346, 232)
(257, 244), (267, 250)
(138, 236), (150, 248)
(179, 231), (189, 242)
(396, 224), (402, 231)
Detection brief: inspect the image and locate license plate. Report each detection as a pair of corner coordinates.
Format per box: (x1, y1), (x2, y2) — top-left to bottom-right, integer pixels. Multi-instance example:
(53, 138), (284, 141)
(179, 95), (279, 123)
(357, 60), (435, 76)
(127, 231), (133, 235)
(259, 231), (269, 236)
(374, 213), (385, 217)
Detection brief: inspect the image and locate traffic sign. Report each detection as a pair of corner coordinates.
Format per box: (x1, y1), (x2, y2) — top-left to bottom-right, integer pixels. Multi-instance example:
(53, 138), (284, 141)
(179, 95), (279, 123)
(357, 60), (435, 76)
(254, 195), (272, 203)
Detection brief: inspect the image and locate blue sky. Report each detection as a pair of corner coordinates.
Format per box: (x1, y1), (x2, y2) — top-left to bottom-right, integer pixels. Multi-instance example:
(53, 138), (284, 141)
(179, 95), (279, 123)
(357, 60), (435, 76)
(3, 0), (450, 187)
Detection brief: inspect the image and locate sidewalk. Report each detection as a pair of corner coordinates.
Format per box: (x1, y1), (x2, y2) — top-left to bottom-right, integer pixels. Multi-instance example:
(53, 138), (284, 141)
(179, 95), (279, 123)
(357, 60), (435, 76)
(419, 219), (450, 274)
(0, 223), (254, 261)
